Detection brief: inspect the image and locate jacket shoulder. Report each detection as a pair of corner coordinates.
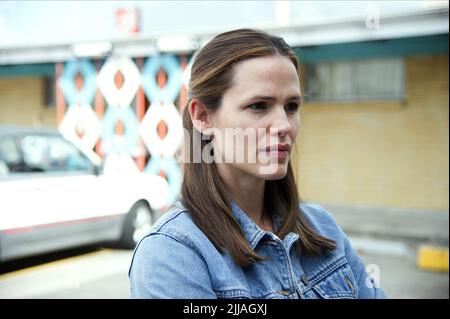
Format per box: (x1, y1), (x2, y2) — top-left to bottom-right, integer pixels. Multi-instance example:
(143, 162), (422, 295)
(299, 202), (344, 242)
(144, 202), (210, 251)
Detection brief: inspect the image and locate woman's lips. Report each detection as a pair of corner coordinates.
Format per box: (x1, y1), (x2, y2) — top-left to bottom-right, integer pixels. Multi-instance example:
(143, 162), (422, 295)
(261, 143), (291, 160)
(265, 150), (289, 159)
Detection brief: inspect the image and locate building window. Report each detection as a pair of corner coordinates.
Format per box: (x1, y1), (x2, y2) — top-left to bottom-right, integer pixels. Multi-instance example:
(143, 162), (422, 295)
(305, 58), (404, 102)
(43, 76), (56, 108)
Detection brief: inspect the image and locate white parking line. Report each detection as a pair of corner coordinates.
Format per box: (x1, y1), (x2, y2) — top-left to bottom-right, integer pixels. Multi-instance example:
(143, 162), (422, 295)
(348, 236), (412, 257)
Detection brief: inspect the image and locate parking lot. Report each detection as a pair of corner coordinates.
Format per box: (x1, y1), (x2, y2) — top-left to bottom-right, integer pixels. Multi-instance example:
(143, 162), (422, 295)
(0, 238), (448, 299)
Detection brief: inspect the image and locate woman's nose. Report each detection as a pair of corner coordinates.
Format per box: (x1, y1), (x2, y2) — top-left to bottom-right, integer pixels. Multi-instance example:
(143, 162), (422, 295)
(270, 109), (291, 137)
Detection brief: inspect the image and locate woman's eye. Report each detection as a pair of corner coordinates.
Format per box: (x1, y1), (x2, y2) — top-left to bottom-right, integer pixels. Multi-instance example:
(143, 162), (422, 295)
(247, 102), (266, 111)
(285, 102), (300, 112)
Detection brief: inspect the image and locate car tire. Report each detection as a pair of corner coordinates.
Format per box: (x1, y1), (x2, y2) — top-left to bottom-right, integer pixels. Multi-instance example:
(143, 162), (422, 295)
(119, 201), (154, 249)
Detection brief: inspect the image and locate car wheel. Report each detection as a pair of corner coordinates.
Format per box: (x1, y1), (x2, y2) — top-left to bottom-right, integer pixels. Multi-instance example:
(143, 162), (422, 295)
(119, 201), (154, 249)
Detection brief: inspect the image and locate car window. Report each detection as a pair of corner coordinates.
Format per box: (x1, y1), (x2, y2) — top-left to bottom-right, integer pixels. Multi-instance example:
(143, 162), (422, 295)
(20, 134), (92, 173)
(0, 137), (22, 175)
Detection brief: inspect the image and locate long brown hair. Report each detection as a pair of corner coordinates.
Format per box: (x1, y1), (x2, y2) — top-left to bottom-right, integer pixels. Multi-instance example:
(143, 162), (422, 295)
(181, 28), (335, 267)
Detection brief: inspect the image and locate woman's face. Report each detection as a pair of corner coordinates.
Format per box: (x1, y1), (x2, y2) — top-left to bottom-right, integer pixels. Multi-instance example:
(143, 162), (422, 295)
(210, 54), (301, 181)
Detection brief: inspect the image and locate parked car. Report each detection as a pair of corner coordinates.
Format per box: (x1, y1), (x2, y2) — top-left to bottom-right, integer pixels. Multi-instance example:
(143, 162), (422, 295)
(0, 125), (169, 262)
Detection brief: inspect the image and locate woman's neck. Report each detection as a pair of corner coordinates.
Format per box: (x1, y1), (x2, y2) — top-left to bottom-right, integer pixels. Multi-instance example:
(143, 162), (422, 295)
(216, 164), (273, 232)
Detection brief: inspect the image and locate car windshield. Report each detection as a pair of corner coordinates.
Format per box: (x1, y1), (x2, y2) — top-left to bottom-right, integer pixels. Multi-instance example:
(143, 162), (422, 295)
(20, 135), (91, 173)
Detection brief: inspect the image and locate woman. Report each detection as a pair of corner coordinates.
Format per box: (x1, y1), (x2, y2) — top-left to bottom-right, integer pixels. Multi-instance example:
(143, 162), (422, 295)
(129, 28), (386, 299)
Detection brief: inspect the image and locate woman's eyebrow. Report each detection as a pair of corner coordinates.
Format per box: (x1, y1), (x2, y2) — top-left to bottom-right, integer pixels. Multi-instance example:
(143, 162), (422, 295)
(245, 95), (301, 102)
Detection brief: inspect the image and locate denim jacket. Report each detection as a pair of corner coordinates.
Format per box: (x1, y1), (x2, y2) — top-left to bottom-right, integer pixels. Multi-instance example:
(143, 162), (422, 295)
(128, 200), (386, 299)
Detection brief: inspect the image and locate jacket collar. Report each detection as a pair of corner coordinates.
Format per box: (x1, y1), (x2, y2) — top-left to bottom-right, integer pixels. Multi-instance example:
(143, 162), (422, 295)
(173, 197), (298, 251)
(228, 198), (299, 250)
(229, 199), (267, 250)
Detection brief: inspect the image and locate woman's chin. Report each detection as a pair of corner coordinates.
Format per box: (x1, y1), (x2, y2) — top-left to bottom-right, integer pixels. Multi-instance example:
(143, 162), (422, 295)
(257, 164), (288, 180)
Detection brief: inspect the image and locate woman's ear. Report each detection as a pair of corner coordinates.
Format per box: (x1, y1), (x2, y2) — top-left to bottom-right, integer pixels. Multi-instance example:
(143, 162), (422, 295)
(188, 99), (213, 136)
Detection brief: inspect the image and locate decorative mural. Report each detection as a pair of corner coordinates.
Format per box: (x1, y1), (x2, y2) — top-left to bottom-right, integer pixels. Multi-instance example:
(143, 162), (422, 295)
(57, 54), (192, 206)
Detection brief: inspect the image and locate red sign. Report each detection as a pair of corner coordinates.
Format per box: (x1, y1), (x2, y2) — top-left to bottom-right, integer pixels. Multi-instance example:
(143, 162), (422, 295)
(116, 7), (140, 34)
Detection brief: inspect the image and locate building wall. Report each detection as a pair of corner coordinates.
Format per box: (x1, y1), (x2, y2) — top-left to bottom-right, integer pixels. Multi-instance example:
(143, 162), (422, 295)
(297, 54), (449, 211)
(0, 77), (56, 128)
(0, 54), (448, 211)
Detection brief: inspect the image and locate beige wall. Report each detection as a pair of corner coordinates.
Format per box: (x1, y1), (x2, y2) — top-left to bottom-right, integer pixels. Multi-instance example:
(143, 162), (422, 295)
(0, 77), (56, 128)
(297, 54), (449, 211)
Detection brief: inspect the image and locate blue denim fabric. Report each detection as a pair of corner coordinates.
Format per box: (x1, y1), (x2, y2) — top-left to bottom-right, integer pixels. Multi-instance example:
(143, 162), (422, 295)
(129, 200), (386, 299)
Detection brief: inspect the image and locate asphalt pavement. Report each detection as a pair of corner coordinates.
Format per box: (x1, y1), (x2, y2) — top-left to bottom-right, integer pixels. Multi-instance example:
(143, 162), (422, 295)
(0, 238), (447, 299)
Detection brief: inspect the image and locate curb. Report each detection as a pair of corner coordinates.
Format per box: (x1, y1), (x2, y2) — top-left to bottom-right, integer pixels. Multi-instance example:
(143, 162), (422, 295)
(417, 245), (449, 272)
